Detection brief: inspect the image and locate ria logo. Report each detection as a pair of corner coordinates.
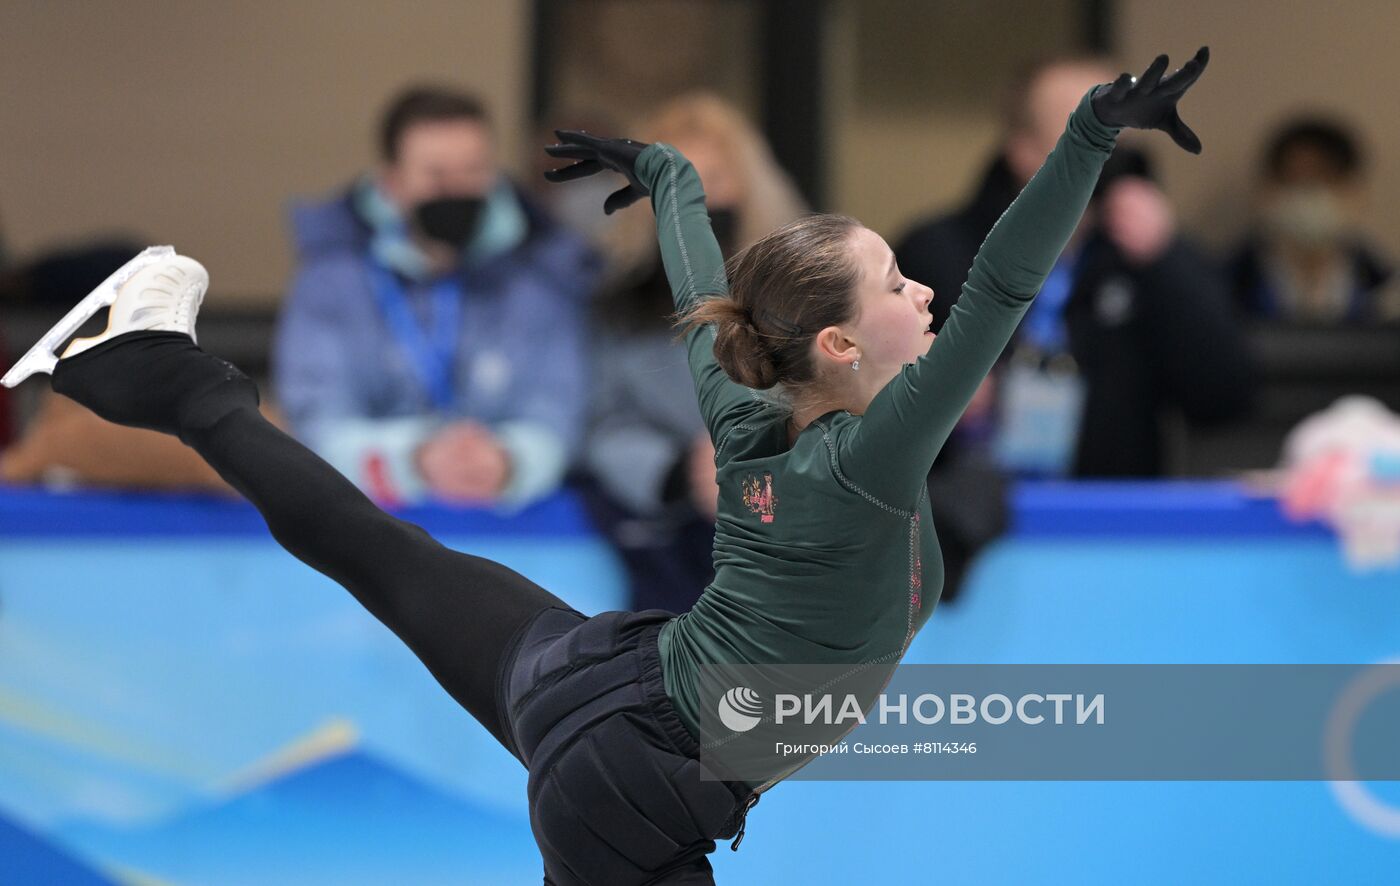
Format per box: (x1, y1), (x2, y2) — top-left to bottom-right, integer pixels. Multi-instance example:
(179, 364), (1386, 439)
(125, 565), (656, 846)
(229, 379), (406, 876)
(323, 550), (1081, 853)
(718, 687), (764, 733)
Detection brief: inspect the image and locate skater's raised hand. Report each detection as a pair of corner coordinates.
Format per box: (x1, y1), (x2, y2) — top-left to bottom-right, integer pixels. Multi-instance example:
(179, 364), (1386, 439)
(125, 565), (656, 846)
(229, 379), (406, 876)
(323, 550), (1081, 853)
(543, 130), (651, 214)
(1091, 47), (1210, 154)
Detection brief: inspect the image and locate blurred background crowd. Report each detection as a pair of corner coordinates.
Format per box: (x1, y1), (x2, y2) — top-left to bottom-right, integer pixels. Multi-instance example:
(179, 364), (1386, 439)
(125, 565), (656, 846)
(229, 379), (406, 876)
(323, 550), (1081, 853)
(1, 0), (1397, 610)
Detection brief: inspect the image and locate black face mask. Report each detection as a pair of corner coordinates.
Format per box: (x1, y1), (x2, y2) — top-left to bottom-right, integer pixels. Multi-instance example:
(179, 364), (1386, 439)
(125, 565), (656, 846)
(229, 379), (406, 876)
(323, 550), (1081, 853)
(707, 207), (740, 259)
(413, 195), (486, 250)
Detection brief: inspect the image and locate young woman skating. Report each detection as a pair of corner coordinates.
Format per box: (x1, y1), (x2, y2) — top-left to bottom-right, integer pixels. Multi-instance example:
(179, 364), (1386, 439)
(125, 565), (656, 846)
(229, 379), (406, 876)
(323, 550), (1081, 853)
(4, 48), (1208, 884)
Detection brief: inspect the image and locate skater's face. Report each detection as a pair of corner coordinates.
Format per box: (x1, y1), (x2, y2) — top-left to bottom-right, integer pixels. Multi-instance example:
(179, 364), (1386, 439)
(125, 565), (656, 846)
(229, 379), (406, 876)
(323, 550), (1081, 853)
(827, 227), (934, 384)
(383, 119), (497, 211)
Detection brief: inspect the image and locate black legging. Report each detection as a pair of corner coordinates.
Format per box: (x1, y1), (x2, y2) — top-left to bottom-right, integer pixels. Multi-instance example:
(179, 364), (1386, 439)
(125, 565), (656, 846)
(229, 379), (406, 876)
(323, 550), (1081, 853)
(52, 331), (567, 753)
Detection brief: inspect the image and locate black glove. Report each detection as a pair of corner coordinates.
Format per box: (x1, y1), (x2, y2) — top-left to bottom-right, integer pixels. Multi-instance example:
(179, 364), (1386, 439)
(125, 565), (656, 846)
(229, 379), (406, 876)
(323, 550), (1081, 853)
(1091, 47), (1210, 154)
(544, 130), (652, 215)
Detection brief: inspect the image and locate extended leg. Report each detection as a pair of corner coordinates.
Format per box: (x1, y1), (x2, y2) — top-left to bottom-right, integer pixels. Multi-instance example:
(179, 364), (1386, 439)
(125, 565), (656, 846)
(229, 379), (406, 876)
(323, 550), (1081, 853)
(50, 327), (568, 754)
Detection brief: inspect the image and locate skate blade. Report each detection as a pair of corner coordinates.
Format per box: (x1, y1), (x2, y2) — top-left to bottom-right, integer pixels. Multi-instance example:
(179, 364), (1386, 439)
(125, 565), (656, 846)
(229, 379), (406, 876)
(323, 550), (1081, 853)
(1, 245), (177, 388)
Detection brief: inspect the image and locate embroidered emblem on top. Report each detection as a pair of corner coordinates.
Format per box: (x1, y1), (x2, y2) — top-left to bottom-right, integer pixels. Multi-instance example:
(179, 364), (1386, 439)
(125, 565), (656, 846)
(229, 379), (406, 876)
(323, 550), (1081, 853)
(742, 471), (778, 523)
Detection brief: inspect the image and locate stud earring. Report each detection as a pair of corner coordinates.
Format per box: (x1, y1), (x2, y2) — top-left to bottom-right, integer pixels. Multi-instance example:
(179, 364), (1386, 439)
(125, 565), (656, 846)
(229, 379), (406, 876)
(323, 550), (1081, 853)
(852, 359), (860, 371)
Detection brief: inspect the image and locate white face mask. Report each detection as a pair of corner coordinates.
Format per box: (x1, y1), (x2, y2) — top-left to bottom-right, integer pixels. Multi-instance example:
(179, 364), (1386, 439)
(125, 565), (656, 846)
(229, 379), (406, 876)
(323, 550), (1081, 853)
(1263, 186), (1351, 248)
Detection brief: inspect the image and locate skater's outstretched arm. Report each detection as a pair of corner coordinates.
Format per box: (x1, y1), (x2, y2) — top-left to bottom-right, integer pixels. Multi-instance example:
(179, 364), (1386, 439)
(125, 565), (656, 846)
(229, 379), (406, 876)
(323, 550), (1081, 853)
(544, 134), (769, 454)
(838, 49), (1209, 507)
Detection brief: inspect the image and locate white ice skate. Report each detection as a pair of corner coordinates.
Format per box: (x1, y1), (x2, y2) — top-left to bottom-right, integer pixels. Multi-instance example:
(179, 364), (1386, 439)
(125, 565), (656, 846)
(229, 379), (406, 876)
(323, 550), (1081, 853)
(1, 246), (209, 388)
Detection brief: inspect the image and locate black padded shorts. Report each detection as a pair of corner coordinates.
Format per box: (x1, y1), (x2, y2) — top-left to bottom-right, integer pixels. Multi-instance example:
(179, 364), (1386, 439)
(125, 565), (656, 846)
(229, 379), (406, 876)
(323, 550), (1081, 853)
(500, 608), (758, 885)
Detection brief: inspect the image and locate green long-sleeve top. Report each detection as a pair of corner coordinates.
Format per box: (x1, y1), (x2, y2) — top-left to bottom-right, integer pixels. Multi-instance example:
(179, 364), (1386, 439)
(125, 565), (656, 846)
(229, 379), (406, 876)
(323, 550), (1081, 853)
(645, 91), (1119, 786)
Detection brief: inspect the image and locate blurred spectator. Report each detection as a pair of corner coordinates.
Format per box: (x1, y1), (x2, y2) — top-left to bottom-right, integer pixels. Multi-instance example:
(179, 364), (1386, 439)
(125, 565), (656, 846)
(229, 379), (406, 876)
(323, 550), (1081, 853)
(897, 57), (1254, 478)
(274, 86), (598, 509)
(894, 58), (1255, 598)
(578, 92), (807, 612)
(1229, 117), (1398, 324)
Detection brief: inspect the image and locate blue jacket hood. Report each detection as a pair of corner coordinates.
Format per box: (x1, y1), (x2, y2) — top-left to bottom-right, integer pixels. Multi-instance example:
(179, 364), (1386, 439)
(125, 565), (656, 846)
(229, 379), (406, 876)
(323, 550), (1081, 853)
(286, 178), (597, 292)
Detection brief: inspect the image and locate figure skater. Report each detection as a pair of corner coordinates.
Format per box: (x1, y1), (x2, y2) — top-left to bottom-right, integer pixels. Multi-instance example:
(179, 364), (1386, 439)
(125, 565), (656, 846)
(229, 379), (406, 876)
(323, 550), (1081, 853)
(2, 48), (1208, 884)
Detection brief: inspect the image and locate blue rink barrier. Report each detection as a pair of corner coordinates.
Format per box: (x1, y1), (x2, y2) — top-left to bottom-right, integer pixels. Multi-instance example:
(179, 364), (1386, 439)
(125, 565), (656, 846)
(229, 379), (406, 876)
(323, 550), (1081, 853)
(0, 482), (1396, 885)
(0, 483), (599, 538)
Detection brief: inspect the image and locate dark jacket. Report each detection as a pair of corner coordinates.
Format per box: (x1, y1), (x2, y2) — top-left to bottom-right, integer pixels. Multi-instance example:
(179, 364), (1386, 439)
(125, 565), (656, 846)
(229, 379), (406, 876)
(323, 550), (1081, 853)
(895, 156), (1255, 477)
(1229, 236), (1394, 323)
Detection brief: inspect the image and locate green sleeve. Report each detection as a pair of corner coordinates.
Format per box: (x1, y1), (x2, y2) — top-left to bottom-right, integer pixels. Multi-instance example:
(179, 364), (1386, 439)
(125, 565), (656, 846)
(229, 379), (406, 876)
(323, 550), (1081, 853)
(635, 143), (768, 451)
(837, 90), (1121, 508)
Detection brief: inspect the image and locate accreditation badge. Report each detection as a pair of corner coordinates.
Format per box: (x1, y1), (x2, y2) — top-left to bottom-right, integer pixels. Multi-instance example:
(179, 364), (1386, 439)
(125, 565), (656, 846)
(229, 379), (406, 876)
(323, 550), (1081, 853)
(470, 349), (511, 400)
(993, 349), (1086, 476)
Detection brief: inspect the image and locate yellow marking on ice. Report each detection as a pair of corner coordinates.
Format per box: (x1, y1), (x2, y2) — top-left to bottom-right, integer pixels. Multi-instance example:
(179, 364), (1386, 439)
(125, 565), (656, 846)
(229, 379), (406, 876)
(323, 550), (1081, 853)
(215, 717), (359, 794)
(106, 863), (182, 886)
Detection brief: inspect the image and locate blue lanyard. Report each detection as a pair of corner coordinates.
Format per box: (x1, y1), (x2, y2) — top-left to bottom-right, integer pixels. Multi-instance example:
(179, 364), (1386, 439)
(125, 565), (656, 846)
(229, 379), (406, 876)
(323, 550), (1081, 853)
(369, 262), (462, 410)
(1021, 250), (1081, 355)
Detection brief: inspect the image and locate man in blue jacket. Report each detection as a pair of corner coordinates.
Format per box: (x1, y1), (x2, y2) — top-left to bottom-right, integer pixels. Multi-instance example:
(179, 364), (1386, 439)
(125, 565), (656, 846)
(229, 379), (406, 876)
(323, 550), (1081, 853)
(274, 86), (598, 508)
